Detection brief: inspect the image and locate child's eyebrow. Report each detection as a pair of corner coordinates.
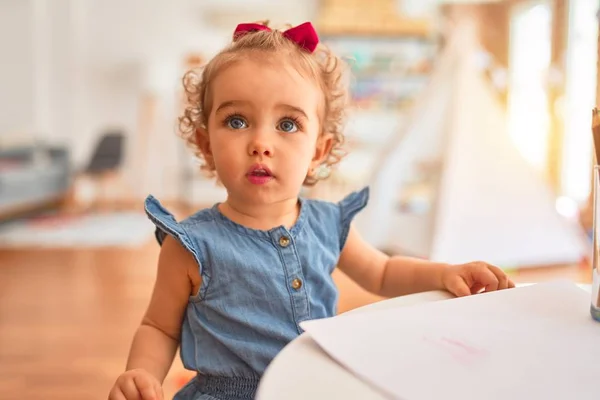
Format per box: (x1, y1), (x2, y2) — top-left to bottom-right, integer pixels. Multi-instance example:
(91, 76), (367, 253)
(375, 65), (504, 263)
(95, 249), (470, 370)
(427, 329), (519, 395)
(215, 100), (309, 119)
(275, 104), (308, 119)
(215, 100), (248, 114)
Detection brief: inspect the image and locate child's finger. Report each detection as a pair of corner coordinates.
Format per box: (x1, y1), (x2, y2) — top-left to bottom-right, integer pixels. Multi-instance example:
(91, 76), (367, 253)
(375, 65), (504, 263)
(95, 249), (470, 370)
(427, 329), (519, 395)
(488, 265), (509, 290)
(154, 381), (165, 400)
(472, 264), (499, 291)
(121, 378), (143, 400)
(133, 375), (158, 400)
(469, 283), (485, 295)
(446, 277), (472, 297)
(108, 387), (127, 400)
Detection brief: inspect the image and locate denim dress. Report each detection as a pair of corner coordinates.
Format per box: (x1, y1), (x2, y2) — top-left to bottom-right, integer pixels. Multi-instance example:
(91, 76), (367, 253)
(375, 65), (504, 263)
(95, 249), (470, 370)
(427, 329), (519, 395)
(144, 187), (369, 400)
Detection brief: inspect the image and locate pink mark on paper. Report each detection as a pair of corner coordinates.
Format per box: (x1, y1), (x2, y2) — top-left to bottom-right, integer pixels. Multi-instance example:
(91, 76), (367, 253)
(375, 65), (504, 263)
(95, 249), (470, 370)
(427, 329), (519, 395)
(421, 336), (489, 367)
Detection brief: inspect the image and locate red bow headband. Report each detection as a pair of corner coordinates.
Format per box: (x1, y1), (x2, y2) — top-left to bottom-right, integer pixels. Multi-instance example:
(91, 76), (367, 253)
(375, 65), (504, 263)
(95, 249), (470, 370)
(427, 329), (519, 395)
(233, 22), (319, 53)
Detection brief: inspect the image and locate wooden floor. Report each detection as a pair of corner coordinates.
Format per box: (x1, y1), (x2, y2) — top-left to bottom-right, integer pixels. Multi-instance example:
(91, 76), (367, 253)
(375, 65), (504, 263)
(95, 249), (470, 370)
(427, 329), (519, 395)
(0, 240), (592, 399)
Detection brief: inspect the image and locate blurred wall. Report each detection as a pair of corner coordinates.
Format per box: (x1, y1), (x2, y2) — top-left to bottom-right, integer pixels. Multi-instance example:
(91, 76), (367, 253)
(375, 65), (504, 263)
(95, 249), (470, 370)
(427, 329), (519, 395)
(0, 0), (319, 202)
(0, 1), (35, 136)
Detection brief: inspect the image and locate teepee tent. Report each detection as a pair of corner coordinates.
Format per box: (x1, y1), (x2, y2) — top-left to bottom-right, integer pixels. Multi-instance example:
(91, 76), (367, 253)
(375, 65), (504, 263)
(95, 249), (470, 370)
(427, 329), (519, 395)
(355, 22), (460, 256)
(358, 20), (588, 268)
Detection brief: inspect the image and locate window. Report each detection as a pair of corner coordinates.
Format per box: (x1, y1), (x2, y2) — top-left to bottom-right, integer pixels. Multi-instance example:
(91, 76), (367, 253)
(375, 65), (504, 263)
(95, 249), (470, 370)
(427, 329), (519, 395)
(507, 1), (552, 173)
(561, 0), (599, 203)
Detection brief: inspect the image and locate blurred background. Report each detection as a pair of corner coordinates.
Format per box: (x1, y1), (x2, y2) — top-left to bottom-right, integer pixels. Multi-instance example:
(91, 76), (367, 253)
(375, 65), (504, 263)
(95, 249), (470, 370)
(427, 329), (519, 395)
(0, 0), (598, 398)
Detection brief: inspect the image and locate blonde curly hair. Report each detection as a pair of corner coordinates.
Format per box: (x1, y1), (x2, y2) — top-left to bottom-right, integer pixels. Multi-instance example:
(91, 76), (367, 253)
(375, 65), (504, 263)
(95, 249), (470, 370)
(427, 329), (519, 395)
(179, 21), (350, 186)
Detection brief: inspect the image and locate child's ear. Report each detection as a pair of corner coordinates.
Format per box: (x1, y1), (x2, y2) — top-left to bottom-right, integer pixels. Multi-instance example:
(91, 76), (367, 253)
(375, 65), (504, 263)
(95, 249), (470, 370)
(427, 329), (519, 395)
(195, 127), (214, 167)
(310, 133), (334, 171)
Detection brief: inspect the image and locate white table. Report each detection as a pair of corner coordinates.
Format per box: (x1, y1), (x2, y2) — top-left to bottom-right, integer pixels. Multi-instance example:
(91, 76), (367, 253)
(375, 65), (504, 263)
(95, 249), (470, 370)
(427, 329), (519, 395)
(256, 283), (593, 400)
(256, 290), (453, 399)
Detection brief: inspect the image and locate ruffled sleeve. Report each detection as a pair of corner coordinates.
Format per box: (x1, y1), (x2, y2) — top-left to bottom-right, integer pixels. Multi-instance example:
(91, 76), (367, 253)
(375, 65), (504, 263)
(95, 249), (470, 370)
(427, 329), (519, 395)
(337, 186), (370, 250)
(143, 194), (204, 274)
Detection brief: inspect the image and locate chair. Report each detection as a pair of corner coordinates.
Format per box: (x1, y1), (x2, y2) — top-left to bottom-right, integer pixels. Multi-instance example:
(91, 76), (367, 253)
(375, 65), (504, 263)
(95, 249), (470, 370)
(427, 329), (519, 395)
(78, 131), (126, 211)
(84, 132), (125, 175)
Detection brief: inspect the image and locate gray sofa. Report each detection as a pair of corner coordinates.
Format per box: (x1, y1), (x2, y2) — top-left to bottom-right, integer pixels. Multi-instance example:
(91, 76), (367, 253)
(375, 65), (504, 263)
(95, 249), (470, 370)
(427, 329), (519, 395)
(0, 145), (72, 220)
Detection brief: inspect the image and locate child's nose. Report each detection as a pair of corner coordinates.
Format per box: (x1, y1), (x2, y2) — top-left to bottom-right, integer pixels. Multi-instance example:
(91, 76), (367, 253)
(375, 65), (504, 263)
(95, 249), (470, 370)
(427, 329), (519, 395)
(248, 131), (273, 157)
(251, 146), (271, 157)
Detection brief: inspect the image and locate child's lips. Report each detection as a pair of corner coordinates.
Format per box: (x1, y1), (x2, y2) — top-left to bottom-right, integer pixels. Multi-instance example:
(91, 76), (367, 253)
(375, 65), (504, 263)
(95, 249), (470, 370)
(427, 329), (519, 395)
(247, 173), (273, 185)
(246, 164), (274, 185)
(250, 170), (270, 177)
(247, 164), (273, 177)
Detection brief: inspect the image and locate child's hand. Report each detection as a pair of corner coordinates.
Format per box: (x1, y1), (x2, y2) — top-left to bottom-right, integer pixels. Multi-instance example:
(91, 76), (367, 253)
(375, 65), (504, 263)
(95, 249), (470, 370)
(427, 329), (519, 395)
(108, 369), (163, 400)
(442, 261), (515, 297)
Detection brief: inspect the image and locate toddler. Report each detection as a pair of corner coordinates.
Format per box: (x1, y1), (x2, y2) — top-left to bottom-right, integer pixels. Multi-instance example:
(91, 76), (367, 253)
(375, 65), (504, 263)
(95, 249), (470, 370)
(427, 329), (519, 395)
(108, 21), (514, 400)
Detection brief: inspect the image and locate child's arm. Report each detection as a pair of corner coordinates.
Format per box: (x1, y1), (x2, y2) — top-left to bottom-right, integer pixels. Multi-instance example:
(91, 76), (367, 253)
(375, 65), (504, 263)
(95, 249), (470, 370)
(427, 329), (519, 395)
(125, 235), (196, 381)
(337, 225), (513, 298)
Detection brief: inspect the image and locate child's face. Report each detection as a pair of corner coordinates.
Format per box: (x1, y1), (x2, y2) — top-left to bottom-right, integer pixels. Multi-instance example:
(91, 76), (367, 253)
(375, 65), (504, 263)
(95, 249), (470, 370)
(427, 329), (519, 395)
(200, 56), (331, 204)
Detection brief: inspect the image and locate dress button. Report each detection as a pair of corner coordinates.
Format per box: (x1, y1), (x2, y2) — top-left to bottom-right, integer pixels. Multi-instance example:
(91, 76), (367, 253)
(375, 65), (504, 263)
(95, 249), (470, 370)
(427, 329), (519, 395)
(279, 236), (290, 247)
(291, 278), (303, 290)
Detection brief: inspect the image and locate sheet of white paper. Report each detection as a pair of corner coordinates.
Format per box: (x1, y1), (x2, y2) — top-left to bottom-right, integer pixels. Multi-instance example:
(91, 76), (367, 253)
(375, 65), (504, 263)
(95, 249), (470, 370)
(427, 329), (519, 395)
(300, 281), (600, 400)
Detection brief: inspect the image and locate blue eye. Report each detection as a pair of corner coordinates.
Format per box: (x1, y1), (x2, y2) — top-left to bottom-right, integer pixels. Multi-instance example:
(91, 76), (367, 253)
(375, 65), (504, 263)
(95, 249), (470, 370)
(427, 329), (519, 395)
(278, 119), (298, 133)
(227, 117), (247, 130)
